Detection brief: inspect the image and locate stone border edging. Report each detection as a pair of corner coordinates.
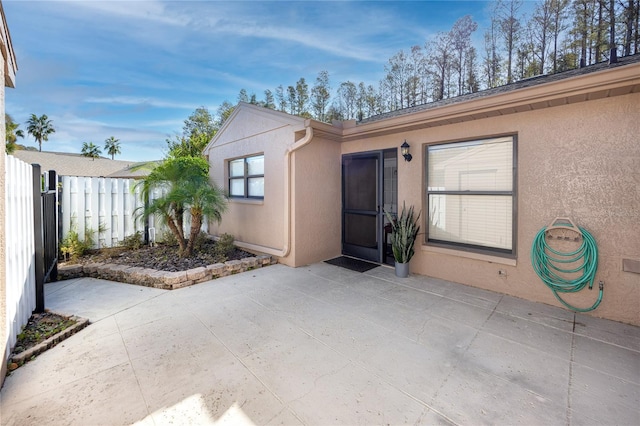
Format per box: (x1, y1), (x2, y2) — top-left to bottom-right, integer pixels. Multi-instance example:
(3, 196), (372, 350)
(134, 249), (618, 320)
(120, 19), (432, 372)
(57, 254), (277, 290)
(9, 313), (90, 368)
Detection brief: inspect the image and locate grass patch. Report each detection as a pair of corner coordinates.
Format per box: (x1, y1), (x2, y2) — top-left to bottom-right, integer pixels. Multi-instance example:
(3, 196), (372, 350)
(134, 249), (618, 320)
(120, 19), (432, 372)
(12, 312), (78, 355)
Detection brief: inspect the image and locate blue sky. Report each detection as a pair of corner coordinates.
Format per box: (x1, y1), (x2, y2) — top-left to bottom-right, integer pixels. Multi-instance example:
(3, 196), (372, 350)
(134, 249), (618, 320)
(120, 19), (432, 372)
(4, 0), (519, 162)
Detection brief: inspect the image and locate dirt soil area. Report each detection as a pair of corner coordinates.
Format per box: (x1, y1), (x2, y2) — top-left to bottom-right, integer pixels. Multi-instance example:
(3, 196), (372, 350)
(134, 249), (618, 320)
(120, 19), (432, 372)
(73, 239), (252, 272)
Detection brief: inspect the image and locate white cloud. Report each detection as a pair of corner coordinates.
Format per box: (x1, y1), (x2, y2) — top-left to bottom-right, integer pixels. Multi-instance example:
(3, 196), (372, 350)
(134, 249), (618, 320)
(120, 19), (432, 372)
(84, 96), (196, 110)
(69, 0), (190, 27)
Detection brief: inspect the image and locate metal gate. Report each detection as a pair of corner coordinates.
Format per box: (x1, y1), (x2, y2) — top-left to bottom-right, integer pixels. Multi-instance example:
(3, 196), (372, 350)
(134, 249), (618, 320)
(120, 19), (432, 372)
(33, 165), (58, 312)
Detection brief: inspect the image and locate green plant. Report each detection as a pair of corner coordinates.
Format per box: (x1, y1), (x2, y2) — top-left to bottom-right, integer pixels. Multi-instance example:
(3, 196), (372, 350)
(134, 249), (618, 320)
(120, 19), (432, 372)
(59, 220), (107, 261)
(192, 231), (209, 252)
(214, 233), (235, 260)
(135, 156), (227, 257)
(120, 231), (143, 250)
(384, 203), (421, 264)
(160, 230), (179, 246)
(60, 229), (94, 261)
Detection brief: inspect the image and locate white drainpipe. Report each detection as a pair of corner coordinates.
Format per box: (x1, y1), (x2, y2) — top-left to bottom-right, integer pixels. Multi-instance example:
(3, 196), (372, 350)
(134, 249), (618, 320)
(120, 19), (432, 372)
(233, 124), (314, 259)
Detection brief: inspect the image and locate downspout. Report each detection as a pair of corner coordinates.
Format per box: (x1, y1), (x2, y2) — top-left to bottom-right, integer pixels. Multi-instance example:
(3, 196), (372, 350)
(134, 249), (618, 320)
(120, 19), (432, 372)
(280, 123), (314, 258)
(233, 124), (313, 260)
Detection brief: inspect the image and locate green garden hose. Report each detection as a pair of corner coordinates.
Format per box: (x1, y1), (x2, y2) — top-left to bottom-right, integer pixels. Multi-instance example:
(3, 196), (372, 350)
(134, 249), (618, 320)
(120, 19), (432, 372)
(531, 226), (603, 312)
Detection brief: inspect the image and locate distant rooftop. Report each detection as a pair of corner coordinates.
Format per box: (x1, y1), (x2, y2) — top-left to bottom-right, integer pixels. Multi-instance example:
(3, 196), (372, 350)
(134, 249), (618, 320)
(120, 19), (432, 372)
(10, 150), (157, 178)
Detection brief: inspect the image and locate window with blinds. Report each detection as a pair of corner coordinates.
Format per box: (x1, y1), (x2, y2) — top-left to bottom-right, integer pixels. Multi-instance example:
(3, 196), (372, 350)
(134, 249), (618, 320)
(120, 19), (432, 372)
(426, 136), (516, 255)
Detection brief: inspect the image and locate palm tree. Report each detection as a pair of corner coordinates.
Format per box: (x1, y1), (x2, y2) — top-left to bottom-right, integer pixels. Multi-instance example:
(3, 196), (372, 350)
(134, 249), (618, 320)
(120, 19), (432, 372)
(136, 156), (227, 257)
(81, 142), (102, 159)
(5, 114), (24, 154)
(104, 136), (121, 160)
(26, 113), (55, 152)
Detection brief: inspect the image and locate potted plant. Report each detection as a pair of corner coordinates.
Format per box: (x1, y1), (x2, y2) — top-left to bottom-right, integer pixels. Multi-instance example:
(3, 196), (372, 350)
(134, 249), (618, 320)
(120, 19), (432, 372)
(384, 203), (421, 278)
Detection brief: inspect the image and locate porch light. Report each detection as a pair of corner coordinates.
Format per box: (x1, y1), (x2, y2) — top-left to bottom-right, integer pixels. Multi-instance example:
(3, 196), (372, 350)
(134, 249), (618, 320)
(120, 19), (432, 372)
(401, 140), (412, 162)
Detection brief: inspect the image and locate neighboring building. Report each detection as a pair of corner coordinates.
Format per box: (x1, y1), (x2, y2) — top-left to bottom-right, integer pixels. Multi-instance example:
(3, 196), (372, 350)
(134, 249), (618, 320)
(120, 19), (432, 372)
(11, 150), (152, 178)
(1, 0), (17, 384)
(205, 55), (640, 326)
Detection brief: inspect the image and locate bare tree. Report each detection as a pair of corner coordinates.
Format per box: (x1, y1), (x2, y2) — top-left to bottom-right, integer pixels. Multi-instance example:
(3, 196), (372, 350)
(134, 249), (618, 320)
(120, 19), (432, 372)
(286, 85), (296, 114)
(531, 0), (554, 74)
(384, 50), (412, 109)
(275, 85), (286, 112)
(483, 15), (503, 88)
(573, 0), (593, 65)
(263, 89), (275, 109)
(311, 70), (331, 122)
(409, 45), (429, 104)
(622, 0), (639, 55)
(550, 0), (570, 72)
(295, 78), (309, 116)
(496, 0), (523, 83)
(237, 89), (249, 103)
(337, 81), (358, 119)
(429, 32), (452, 101)
(450, 15), (478, 96)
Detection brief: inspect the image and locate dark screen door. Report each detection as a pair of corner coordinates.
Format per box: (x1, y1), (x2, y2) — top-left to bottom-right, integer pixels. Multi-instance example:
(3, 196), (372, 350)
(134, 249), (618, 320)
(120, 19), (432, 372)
(342, 153), (381, 262)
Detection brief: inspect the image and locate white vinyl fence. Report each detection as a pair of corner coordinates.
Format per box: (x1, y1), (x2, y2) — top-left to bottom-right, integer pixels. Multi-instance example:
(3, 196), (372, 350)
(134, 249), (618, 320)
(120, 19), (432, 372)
(59, 176), (207, 249)
(60, 176), (145, 248)
(4, 155), (36, 358)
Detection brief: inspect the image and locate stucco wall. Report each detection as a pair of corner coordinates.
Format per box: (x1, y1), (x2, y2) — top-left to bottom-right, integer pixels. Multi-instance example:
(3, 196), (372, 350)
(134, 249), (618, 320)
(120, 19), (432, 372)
(291, 135), (342, 266)
(205, 105), (304, 263)
(208, 123), (290, 254)
(342, 93), (640, 325)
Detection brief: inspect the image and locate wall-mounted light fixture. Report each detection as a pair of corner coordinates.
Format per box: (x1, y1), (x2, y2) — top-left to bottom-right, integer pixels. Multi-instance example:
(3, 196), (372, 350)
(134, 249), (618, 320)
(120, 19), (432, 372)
(401, 140), (412, 162)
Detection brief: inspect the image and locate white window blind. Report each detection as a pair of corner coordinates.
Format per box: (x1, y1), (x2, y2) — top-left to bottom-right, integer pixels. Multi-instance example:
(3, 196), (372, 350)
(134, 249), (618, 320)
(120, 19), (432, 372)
(427, 136), (514, 254)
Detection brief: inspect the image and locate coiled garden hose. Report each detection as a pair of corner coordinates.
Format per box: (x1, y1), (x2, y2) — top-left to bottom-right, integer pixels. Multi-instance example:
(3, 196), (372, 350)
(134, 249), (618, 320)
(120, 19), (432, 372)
(531, 226), (603, 312)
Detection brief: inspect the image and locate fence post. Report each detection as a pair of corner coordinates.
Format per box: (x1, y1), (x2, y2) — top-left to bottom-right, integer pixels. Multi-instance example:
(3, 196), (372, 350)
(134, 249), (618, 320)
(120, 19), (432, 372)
(32, 164), (45, 313)
(46, 170), (58, 282)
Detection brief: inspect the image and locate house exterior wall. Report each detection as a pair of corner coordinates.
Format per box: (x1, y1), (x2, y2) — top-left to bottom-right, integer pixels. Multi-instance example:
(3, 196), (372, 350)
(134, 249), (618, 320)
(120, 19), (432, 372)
(341, 92), (639, 325)
(291, 136), (342, 266)
(205, 106), (317, 266)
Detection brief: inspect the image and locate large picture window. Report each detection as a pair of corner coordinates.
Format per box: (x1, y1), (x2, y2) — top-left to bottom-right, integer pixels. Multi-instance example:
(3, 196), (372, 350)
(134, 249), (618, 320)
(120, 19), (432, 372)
(426, 136), (516, 255)
(229, 154), (264, 199)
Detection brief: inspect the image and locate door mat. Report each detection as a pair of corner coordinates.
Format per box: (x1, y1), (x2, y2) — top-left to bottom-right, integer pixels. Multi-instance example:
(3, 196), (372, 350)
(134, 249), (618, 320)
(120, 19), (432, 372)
(324, 256), (379, 273)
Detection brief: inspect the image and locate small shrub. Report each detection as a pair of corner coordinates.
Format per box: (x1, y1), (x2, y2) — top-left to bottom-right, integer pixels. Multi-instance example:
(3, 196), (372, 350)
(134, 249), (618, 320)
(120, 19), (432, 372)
(214, 233), (235, 260)
(120, 231), (143, 250)
(192, 231), (209, 252)
(60, 228), (94, 261)
(160, 230), (179, 246)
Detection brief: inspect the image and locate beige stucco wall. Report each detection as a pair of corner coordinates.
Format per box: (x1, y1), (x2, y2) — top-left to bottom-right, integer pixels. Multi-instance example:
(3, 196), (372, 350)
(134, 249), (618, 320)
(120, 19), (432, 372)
(291, 135), (342, 266)
(207, 117), (291, 254)
(342, 92), (640, 325)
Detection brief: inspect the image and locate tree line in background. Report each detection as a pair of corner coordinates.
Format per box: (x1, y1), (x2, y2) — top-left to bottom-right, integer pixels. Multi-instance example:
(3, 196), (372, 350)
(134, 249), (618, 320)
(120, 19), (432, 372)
(5, 113), (122, 160)
(227, 0), (639, 122)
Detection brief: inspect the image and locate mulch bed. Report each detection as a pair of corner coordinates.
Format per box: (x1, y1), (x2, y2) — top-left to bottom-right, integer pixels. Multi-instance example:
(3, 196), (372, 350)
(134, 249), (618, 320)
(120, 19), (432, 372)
(74, 239), (252, 272)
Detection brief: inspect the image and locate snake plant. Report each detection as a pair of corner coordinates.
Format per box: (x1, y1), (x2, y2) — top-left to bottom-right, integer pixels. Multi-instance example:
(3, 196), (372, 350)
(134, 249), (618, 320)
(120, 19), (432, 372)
(384, 203), (421, 264)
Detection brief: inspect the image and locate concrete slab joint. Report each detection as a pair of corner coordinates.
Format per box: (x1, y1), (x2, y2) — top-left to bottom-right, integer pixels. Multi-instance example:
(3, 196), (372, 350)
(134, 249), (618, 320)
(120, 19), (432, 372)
(56, 254), (275, 290)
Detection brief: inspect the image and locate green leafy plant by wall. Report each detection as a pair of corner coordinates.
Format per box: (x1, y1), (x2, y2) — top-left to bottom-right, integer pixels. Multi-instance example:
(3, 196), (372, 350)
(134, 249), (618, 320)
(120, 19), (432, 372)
(214, 233), (236, 261)
(120, 231), (143, 250)
(60, 229), (94, 261)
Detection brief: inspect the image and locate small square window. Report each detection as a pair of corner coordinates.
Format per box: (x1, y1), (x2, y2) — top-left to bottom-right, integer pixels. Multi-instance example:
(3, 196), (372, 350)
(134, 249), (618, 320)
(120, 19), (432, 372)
(228, 154), (264, 199)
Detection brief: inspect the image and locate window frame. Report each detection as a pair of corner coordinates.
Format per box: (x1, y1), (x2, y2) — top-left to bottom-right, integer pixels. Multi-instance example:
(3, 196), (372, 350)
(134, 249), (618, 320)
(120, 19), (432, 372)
(228, 154), (265, 200)
(424, 134), (518, 258)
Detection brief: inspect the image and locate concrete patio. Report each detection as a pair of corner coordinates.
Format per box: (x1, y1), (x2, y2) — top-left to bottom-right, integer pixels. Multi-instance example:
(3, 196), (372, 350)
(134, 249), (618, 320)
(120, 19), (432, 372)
(1, 262), (638, 425)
